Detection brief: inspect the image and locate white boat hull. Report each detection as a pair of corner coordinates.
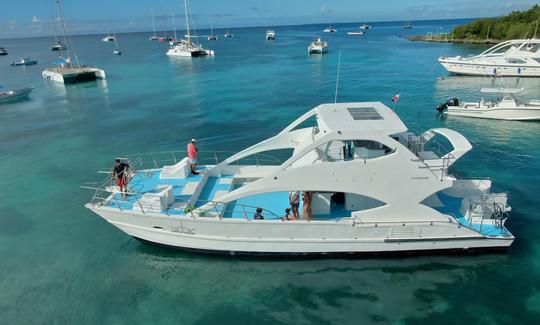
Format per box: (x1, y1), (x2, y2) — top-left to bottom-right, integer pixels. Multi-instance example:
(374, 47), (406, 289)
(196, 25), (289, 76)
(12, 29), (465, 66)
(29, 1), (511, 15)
(88, 205), (513, 256)
(445, 107), (540, 120)
(42, 67), (106, 84)
(439, 59), (540, 77)
(166, 48), (214, 57)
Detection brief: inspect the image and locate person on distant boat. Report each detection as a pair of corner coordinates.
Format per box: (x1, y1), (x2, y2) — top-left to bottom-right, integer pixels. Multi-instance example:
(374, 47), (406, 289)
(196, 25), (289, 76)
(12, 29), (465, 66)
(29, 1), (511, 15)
(301, 191), (313, 220)
(254, 208), (264, 220)
(187, 138), (199, 175)
(281, 208), (295, 221)
(289, 191), (300, 219)
(112, 158), (130, 199)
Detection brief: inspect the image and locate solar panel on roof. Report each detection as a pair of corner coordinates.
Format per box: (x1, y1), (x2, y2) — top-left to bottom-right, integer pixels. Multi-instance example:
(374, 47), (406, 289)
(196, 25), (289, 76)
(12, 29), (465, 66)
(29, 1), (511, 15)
(347, 107), (383, 120)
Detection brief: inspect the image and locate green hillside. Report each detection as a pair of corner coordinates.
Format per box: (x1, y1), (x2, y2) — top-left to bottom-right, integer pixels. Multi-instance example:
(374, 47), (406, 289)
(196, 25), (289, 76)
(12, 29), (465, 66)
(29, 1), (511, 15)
(453, 5), (540, 40)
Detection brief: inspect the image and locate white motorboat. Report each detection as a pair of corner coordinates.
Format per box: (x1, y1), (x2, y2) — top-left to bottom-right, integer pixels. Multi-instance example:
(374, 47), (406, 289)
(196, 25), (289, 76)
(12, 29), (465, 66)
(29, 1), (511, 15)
(85, 102), (514, 256)
(437, 87), (540, 121)
(11, 58), (38, 66)
(347, 31), (365, 36)
(308, 37), (328, 54)
(43, 0), (106, 84)
(439, 38), (540, 77)
(0, 87), (33, 103)
(167, 0), (214, 57)
(266, 30), (276, 40)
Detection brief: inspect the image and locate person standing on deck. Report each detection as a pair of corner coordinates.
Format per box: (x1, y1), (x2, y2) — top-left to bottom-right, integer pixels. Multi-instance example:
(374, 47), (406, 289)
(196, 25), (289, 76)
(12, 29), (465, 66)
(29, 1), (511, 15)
(112, 159), (130, 199)
(289, 190), (300, 219)
(187, 138), (199, 175)
(301, 191), (313, 220)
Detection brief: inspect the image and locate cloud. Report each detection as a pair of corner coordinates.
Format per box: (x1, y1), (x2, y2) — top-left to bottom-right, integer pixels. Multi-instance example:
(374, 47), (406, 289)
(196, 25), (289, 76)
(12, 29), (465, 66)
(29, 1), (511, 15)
(32, 16), (40, 23)
(250, 7), (259, 12)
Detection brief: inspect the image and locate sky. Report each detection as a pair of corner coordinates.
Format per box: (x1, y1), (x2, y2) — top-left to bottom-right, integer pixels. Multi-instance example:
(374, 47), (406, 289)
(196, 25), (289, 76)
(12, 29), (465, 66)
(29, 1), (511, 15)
(0, 0), (537, 38)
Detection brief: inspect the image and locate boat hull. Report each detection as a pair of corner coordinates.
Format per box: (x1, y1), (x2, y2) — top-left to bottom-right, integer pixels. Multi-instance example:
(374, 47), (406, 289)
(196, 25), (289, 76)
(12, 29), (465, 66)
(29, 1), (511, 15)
(0, 88), (33, 103)
(439, 58), (540, 77)
(88, 205), (514, 256)
(445, 107), (540, 120)
(42, 67), (106, 84)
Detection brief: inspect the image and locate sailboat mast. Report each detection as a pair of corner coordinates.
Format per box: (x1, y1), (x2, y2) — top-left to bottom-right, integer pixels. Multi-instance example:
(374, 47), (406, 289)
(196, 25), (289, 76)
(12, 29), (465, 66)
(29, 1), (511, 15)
(184, 0), (191, 45)
(151, 8), (157, 37)
(172, 13), (177, 40)
(106, 21), (111, 37)
(55, 0), (74, 66)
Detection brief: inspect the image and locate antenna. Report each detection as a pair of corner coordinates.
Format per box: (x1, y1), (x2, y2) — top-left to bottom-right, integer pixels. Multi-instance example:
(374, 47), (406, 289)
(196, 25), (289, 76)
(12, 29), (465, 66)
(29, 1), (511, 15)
(334, 50), (342, 103)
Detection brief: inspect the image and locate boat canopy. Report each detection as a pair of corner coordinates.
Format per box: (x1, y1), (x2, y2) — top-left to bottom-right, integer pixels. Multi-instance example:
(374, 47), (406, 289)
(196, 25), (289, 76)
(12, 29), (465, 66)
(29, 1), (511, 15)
(422, 128), (472, 160)
(315, 102), (407, 135)
(480, 87), (523, 94)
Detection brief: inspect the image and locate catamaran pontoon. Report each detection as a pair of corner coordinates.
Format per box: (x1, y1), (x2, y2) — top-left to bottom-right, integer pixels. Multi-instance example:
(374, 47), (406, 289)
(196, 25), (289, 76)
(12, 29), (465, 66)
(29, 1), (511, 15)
(439, 38), (540, 77)
(85, 102), (514, 256)
(437, 87), (540, 120)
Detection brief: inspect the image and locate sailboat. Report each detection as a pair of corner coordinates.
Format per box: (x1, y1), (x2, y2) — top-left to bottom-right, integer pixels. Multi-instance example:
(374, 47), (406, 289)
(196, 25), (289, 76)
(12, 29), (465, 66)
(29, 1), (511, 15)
(208, 20), (218, 40)
(403, 21), (413, 29)
(166, 0), (214, 57)
(42, 0), (106, 84)
(113, 33), (122, 55)
(50, 14), (67, 51)
(224, 28), (233, 38)
(323, 16), (337, 32)
(169, 13), (179, 45)
(149, 9), (159, 40)
(102, 22), (115, 42)
(359, 18), (371, 29)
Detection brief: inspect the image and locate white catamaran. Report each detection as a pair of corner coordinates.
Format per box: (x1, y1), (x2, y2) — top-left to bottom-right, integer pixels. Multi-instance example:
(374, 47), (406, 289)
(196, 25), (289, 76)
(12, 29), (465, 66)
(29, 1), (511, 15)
(166, 0), (214, 57)
(85, 102), (513, 256)
(42, 0), (106, 84)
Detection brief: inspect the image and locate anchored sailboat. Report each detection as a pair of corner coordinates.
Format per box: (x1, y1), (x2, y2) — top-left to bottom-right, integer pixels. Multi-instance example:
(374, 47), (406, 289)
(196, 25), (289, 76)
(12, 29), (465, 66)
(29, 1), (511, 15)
(113, 33), (122, 55)
(42, 0), (106, 84)
(166, 0), (214, 57)
(208, 19), (218, 41)
(102, 22), (115, 42)
(149, 8), (159, 41)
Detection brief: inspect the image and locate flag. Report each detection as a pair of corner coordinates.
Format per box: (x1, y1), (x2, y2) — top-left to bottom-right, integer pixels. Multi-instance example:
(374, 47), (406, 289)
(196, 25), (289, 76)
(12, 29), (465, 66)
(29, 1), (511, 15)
(392, 93), (400, 103)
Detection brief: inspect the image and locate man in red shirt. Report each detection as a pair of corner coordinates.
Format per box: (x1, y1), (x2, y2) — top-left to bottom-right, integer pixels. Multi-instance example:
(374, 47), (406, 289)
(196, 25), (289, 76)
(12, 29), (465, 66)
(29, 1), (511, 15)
(187, 138), (199, 175)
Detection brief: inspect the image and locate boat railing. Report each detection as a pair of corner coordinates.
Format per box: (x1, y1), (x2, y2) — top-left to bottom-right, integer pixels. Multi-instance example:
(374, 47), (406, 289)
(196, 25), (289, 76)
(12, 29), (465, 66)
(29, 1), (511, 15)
(408, 135), (456, 180)
(466, 193), (510, 236)
(118, 150), (283, 170)
(83, 184), (283, 220)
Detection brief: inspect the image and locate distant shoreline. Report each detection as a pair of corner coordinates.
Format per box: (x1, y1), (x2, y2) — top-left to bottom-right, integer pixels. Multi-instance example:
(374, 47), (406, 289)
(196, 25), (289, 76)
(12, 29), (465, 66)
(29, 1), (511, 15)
(408, 35), (500, 44)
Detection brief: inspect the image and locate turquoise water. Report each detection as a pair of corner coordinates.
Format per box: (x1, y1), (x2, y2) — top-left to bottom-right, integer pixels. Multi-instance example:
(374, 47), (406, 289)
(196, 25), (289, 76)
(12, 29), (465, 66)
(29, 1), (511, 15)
(1, 20), (540, 323)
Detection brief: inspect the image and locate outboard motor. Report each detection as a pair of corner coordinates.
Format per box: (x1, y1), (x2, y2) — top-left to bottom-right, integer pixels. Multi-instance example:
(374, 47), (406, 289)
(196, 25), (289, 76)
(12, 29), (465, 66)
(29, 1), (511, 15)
(436, 98), (459, 112)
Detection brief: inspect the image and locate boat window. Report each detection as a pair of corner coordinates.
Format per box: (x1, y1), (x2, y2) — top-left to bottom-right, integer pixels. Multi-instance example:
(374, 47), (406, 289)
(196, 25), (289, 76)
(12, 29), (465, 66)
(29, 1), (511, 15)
(506, 58), (526, 64)
(489, 43), (515, 54)
(524, 43), (540, 52)
(315, 139), (395, 161)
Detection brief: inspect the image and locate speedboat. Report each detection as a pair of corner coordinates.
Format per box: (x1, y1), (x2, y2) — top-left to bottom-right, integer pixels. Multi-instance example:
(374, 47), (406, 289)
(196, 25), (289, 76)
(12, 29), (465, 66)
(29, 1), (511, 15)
(439, 38), (540, 77)
(11, 58), (38, 66)
(323, 27), (337, 33)
(347, 31), (365, 36)
(308, 37), (328, 54)
(84, 102), (514, 256)
(266, 30), (276, 40)
(50, 41), (67, 51)
(437, 87), (540, 121)
(167, 0), (214, 57)
(0, 87), (33, 103)
(0, 47), (7, 56)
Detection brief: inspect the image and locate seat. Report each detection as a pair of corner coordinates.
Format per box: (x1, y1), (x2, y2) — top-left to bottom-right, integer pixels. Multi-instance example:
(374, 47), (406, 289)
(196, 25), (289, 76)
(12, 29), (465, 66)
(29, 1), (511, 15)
(160, 157), (190, 179)
(133, 184), (175, 212)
